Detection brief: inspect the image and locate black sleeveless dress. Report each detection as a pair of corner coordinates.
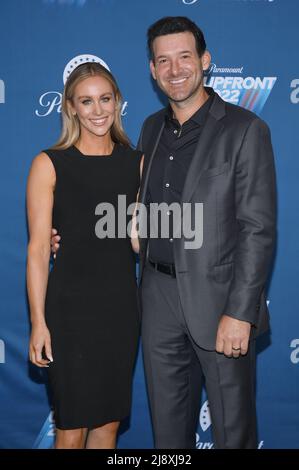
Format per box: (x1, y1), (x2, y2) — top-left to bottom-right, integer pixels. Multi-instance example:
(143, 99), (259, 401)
(44, 144), (141, 430)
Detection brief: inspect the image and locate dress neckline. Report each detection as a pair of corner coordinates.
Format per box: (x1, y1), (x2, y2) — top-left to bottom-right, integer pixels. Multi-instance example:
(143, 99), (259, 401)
(71, 143), (117, 158)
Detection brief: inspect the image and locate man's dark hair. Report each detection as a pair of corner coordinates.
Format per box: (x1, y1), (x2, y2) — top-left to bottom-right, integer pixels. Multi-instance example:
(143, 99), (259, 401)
(147, 16), (206, 61)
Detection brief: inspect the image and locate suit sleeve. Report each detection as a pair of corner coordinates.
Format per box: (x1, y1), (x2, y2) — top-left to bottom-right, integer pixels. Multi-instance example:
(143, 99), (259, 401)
(223, 118), (277, 325)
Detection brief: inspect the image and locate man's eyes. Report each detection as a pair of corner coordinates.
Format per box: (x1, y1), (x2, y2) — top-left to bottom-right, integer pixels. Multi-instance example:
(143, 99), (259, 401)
(158, 59), (168, 65)
(157, 55), (191, 65)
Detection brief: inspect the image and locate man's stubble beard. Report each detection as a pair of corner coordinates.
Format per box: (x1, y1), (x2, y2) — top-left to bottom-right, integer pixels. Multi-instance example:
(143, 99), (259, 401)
(163, 73), (205, 107)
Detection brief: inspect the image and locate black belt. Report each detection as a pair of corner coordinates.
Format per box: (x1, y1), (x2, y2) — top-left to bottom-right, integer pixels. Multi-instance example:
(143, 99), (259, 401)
(149, 259), (176, 278)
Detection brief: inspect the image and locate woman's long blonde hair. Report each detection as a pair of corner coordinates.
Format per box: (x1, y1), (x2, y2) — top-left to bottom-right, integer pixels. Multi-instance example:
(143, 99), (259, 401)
(52, 62), (130, 149)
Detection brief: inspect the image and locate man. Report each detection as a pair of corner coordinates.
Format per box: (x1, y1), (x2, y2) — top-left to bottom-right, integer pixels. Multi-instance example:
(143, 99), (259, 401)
(52, 16), (276, 449)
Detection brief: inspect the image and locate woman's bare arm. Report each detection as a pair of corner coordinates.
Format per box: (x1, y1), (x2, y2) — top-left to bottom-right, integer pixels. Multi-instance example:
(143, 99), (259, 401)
(26, 153), (55, 367)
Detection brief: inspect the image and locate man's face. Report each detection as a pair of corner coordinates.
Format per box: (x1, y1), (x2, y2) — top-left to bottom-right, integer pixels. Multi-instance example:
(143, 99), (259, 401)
(150, 32), (210, 105)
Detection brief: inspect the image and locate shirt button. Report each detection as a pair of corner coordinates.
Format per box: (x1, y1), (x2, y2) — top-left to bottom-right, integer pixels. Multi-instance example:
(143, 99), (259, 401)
(169, 238), (174, 243)
(169, 155), (173, 160)
(165, 183), (170, 188)
(167, 211), (170, 216)
(174, 129), (178, 135)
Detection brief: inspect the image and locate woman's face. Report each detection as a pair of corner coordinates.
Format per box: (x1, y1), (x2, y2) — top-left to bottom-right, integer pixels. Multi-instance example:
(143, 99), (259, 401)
(70, 75), (116, 139)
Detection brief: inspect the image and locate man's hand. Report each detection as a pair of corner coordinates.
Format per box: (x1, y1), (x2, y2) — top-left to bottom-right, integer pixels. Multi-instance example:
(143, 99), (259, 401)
(216, 315), (251, 358)
(51, 228), (61, 258)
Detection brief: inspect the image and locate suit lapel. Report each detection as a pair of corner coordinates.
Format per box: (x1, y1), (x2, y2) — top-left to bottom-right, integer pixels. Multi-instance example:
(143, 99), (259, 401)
(181, 92), (226, 203)
(139, 114), (165, 205)
(138, 91), (227, 214)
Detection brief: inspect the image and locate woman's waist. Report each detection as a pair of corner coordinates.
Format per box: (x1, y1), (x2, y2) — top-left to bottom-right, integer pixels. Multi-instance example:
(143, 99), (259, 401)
(52, 240), (135, 267)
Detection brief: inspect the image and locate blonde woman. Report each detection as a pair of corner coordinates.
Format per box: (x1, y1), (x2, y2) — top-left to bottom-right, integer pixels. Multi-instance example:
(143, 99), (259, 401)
(27, 62), (142, 448)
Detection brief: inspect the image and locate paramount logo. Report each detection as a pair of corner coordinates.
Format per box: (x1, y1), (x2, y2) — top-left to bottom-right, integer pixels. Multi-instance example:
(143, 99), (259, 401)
(205, 64), (277, 115)
(197, 400), (265, 449)
(35, 91), (128, 117)
(209, 63), (244, 74)
(200, 400), (211, 431)
(35, 54), (127, 117)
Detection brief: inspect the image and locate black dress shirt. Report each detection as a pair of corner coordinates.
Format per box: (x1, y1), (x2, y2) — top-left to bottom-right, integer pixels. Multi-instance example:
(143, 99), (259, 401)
(147, 94), (213, 264)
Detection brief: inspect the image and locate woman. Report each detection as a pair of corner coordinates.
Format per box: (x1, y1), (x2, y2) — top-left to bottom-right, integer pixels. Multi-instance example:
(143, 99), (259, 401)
(26, 62), (142, 449)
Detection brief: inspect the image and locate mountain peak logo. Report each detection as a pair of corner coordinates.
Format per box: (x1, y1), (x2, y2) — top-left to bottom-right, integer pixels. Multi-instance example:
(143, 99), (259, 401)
(196, 400), (213, 449)
(63, 54), (110, 84)
(199, 400), (212, 431)
(205, 64), (276, 114)
(35, 54), (130, 118)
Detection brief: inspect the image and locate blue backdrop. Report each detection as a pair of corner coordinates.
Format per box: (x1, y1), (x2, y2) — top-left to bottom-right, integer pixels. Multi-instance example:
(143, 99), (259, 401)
(0, 0), (298, 449)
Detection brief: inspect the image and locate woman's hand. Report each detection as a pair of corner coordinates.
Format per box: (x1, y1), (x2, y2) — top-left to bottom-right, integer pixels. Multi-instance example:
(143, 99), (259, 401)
(130, 155), (144, 254)
(51, 228), (61, 258)
(131, 207), (140, 253)
(29, 322), (53, 367)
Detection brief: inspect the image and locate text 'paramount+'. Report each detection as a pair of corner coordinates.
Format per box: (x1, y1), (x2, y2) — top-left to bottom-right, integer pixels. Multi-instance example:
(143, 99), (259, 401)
(94, 195), (203, 250)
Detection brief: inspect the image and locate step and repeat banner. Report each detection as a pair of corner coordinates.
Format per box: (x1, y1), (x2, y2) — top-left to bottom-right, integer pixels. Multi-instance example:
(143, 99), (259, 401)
(0, 0), (298, 449)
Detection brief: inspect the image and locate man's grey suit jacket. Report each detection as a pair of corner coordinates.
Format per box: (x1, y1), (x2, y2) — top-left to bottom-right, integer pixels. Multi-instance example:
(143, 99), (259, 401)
(137, 88), (276, 350)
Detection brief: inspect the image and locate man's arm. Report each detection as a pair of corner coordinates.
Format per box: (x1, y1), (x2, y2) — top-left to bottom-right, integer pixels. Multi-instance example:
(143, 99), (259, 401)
(216, 118), (276, 357)
(224, 118), (276, 322)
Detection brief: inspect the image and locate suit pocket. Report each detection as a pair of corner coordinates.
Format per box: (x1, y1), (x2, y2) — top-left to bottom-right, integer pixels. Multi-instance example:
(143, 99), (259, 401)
(212, 262), (234, 283)
(201, 161), (229, 179)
